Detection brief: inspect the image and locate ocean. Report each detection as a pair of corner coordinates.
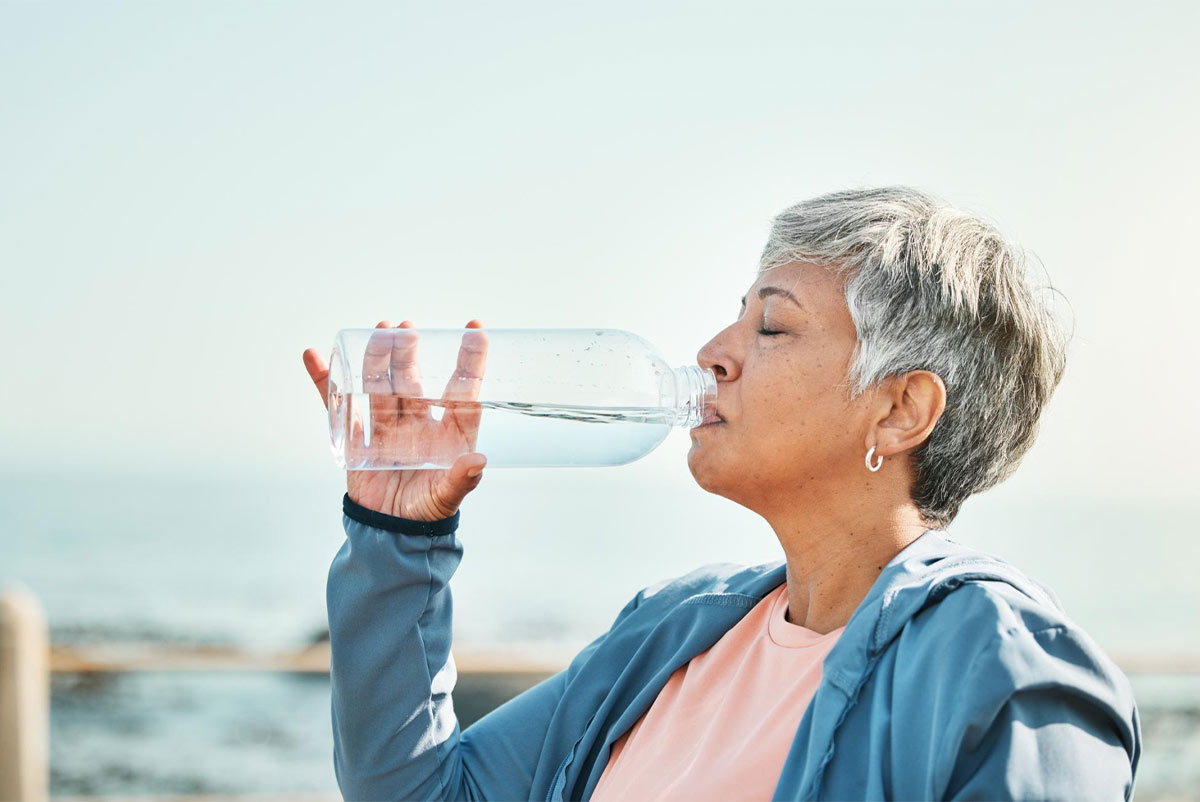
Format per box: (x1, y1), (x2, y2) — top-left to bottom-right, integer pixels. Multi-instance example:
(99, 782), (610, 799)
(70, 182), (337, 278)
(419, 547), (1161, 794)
(2, 465), (1197, 799)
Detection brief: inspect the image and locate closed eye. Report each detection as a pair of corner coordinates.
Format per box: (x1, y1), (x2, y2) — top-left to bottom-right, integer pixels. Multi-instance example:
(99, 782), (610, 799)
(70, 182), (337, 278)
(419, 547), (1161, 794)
(757, 328), (783, 336)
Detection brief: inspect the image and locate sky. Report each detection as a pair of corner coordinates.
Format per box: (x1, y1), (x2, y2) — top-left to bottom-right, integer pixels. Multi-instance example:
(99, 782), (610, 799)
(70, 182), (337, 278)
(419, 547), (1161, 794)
(2, 0), (1198, 508)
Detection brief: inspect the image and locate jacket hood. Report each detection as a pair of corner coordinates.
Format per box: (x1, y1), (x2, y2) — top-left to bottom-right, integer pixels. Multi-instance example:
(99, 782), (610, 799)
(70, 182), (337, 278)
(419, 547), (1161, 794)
(816, 529), (1065, 691)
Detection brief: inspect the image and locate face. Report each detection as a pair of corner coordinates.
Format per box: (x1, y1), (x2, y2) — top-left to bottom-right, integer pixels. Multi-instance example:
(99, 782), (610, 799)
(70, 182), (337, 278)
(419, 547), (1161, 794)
(688, 262), (870, 513)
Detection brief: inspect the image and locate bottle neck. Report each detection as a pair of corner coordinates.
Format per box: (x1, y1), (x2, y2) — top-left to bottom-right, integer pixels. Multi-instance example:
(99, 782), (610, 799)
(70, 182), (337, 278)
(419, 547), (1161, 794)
(672, 365), (718, 428)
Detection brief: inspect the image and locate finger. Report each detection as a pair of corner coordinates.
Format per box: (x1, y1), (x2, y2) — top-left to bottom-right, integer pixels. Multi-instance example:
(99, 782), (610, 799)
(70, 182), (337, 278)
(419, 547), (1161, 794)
(347, 406), (366, 467)
(442, 321), (488, 444)
(389, 321), (431, 419)
(363, 321), (394, 392)
(442, 322), (488, 402)
(302, 348), (331, 410)
(432, 452), (488, 513)
(363, 321), (400, 428)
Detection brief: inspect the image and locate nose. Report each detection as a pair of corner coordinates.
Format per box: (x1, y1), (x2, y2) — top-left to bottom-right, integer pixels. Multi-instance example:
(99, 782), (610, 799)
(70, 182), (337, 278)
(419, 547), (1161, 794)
(697, 326), (738, 382)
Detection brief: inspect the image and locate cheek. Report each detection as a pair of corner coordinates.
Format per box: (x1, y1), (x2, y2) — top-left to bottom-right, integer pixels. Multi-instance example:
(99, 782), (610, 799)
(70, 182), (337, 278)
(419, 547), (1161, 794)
(745, 353), (852, 444)
(745, 350), (814, 414)
(739, 380), (809, 452)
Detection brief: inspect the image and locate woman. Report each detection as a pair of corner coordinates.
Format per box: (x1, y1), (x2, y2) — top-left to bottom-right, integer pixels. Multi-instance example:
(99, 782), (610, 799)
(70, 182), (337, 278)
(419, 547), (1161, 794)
(302, 187), (1140, 800)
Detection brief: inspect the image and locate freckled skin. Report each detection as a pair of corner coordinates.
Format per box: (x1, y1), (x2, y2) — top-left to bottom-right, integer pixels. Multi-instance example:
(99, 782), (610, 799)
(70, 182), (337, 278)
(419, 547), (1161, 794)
(688, 264), (867, 520)
(687, 262), (943, 633)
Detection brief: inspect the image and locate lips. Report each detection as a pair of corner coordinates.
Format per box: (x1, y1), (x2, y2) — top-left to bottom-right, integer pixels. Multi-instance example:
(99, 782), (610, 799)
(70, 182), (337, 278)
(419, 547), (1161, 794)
(698, 409), (724, 426)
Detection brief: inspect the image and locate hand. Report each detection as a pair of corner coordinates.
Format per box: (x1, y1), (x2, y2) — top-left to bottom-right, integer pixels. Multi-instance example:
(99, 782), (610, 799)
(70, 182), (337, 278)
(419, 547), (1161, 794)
(302, 319), (490, 521)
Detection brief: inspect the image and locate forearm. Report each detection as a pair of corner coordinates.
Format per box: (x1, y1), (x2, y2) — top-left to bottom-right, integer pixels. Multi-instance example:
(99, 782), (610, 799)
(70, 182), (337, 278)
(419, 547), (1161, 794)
(327, 494), (465, 801)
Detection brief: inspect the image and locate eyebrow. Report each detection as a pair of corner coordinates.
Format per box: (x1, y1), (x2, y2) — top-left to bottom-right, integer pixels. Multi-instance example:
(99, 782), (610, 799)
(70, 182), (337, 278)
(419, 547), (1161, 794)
(740, 286), (804, 310)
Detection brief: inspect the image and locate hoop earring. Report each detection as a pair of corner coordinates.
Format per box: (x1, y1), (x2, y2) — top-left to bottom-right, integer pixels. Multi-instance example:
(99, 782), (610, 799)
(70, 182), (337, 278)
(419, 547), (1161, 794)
(865, 446), (883, 472)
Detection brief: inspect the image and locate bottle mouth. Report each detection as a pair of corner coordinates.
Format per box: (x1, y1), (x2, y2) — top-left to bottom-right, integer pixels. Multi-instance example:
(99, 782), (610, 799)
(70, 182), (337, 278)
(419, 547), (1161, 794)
(675, 365), (718, 428)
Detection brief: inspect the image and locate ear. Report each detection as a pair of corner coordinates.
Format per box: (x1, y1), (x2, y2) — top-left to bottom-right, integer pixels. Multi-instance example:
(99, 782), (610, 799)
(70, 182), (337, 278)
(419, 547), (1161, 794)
(867, 371), (946, 458)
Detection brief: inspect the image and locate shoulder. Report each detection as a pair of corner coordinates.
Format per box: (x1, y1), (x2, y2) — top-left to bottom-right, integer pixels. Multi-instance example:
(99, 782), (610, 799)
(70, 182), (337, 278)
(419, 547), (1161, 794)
(635, 559), (783, 608)
(894, 570), (1139, 755)
(598, 560), (781, 632)
(908, 576), (1141, 798)
(563, 560), (781, 677)
(906, 572), (1121, 688)
(916, 573), (1068, 646)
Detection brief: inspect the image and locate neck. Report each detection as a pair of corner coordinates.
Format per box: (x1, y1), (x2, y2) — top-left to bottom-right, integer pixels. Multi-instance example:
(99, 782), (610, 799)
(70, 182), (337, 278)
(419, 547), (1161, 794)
(769, 497), (930, 634)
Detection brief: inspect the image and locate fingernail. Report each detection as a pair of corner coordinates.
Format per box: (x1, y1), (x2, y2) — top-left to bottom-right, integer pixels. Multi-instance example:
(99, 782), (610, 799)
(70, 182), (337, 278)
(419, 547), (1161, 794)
(467, 467), (483, 478)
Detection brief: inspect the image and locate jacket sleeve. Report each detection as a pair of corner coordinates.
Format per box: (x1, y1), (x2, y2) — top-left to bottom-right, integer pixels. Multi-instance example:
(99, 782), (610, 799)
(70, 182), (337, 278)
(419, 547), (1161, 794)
(452, 588), (642, 798)
(327, 496), (471, 801)
(327, 494), (643, 802)
(945, 625), (1141, 801)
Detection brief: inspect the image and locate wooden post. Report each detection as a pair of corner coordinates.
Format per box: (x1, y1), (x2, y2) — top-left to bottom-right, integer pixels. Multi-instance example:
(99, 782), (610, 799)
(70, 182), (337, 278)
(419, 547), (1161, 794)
(0, 586), (49, 802)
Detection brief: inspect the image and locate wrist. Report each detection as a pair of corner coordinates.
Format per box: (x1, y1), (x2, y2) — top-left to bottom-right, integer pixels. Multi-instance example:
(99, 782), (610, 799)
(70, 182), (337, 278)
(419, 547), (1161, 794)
(342, 493), (460, 536)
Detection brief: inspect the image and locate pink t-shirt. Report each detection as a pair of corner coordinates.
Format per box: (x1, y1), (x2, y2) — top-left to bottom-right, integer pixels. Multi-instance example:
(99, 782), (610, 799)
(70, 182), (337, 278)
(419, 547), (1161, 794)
(591, 582), (844, 801)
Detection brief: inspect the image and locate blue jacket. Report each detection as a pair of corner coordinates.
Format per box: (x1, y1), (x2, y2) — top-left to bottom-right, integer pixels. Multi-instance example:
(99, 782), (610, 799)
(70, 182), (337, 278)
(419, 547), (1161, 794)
(328, 496), (1141, 801)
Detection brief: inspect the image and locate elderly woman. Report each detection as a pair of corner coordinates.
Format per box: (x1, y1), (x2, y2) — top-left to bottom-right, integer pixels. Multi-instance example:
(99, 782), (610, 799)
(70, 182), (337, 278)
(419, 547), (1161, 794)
(302, 187), (1140, 800)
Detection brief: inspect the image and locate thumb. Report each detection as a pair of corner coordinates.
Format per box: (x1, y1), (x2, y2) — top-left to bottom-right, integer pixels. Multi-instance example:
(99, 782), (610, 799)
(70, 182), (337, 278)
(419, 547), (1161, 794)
(436, 452), (487, 509)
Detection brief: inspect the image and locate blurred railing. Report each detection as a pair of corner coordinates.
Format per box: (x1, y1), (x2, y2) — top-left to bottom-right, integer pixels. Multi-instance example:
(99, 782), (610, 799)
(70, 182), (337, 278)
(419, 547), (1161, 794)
(41, 637), (1200, 677)
(1, 587), (50, 802)
(45, 641), (565, 675)
(0, 585), (562, 801)
(5, 585), (1199, 801)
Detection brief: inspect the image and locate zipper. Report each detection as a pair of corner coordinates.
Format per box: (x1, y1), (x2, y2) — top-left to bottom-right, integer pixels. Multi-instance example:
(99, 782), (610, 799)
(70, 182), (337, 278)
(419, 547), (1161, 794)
(546, 711), (598, 802)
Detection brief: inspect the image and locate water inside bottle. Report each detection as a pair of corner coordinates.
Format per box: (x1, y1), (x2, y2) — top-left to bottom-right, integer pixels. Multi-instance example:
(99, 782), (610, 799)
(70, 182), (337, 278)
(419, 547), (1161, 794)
(332, 392), (676, 469)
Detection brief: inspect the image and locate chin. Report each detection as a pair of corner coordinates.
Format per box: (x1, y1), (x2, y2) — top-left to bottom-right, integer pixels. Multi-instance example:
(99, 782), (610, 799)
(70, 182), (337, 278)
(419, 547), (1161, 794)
(686, 446), (727, 496)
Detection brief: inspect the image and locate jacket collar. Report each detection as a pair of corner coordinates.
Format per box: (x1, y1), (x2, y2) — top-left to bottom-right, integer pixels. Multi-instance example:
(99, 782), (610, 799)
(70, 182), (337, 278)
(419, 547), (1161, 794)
(804, 530), (1061, 692)
(714, 530), (1062, 693)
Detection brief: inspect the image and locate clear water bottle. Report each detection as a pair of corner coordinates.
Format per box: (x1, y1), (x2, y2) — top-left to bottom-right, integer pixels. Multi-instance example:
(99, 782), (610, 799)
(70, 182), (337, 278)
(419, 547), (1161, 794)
(326, 328), (718, 470)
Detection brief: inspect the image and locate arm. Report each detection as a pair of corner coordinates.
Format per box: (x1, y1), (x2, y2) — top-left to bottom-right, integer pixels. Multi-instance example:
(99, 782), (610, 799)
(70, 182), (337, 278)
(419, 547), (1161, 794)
(327, 494), (468, 801)
(947, 687), (1137, 801)
(310, 319), (501, 799)
(945, 625), (1141, 801)
(328, 493), (644, 801)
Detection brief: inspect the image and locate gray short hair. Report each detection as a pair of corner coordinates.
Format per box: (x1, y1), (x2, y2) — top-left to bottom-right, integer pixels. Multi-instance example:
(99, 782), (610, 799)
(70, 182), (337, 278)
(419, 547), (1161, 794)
(761, 187), (1070, 526)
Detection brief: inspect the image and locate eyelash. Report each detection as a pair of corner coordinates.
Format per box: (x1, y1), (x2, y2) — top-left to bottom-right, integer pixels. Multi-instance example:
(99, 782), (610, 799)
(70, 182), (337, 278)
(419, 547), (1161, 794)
(741, 302), (784, 336)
